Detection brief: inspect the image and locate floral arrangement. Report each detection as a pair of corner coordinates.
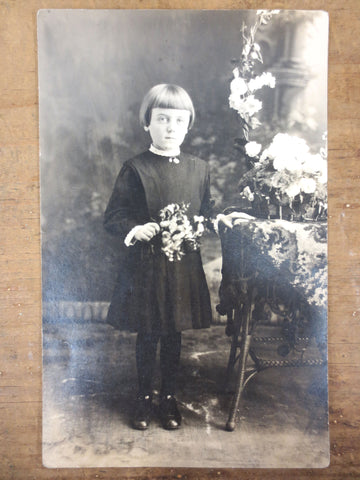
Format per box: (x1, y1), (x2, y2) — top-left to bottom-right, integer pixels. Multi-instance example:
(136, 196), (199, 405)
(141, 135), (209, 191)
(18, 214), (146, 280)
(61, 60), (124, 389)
(239, 132), (328, 220)
(229, 10), (328, 221)
(159, 203), (205, 262)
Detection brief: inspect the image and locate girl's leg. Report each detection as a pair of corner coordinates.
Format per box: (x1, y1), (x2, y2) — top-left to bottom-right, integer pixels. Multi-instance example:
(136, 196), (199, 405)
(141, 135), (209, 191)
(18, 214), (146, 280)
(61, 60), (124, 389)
(160, 332), (182, 396)
(135, 331), (159, 396)
(132, 332), (159, 430)
(159, 332), (182, 430)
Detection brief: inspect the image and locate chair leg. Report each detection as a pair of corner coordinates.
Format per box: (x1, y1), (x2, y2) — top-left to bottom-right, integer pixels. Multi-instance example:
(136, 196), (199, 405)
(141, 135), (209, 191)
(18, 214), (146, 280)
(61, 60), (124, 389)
(226, 302), (252, 432)
(225, 311), (238, 389)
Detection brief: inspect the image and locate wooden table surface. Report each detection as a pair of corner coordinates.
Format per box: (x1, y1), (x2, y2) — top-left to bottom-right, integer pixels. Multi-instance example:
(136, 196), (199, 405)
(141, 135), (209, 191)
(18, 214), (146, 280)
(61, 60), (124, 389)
(1, 1), (359, 478)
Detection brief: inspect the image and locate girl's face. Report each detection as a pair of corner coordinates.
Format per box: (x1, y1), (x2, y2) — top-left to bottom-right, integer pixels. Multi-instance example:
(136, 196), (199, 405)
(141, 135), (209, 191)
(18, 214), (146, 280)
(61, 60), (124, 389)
(145, 108), (191, 151)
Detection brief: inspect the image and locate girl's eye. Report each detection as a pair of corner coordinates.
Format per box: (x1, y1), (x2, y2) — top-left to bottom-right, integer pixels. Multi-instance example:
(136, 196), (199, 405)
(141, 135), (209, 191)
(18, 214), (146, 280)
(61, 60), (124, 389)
(158, 116), (168, 123)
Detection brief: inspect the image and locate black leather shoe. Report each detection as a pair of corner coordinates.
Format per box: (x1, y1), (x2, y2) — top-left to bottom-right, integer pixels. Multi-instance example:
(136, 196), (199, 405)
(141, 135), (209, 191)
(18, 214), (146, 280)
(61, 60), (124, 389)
(159, 395), (182, 430)
(132, 394), (152, 430)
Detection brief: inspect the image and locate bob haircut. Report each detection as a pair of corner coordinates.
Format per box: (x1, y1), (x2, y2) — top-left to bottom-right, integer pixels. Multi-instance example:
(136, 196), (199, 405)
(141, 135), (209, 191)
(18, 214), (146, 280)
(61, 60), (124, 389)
(139, 84), (195, 130)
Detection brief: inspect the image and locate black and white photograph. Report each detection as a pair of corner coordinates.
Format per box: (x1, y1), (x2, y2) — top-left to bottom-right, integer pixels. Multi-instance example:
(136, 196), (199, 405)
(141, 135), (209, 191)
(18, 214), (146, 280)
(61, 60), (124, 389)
(38, 9), (329, 468)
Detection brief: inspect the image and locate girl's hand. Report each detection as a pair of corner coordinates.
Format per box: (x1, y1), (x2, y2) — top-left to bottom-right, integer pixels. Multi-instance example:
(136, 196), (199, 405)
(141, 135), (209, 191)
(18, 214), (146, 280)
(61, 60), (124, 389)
(134, 222), (160, 242)
(217, 212), (255, 229)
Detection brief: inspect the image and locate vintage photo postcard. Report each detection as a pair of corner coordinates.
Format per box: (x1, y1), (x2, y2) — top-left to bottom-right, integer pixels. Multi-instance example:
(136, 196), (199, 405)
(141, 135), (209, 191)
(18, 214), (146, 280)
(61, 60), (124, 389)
(38, 9), (329, 468)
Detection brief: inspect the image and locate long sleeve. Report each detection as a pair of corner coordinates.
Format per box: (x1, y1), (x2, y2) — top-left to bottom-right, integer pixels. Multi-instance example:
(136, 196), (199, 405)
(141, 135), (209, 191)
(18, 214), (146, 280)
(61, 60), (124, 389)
(104, 162), (149, 239)
(199, 166), (213, 217)
(199, 166), (218, 231)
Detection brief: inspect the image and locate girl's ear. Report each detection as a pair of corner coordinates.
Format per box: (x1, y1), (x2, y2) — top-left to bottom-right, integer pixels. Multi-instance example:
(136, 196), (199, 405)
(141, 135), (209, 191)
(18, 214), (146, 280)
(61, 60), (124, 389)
(144, 125), (149, 132)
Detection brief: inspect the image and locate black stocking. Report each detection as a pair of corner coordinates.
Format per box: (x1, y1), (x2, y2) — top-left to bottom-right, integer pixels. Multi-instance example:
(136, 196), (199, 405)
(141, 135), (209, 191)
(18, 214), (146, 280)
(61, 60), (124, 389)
(135, 332), (159, 396)
(160, 332), (182, 396)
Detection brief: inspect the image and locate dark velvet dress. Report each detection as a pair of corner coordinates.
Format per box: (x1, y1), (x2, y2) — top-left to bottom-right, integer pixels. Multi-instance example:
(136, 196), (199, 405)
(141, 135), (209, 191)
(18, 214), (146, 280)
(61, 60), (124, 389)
(104, 150), (213, 334)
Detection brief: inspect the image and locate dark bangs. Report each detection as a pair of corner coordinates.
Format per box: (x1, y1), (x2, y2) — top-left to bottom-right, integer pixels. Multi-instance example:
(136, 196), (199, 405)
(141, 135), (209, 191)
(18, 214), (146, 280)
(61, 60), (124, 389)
(140, 84), (195, 128)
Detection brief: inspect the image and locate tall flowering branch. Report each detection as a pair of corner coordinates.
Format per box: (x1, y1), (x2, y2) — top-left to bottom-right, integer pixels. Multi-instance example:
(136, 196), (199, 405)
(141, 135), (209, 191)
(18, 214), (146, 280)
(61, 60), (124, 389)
(229, 10), (279, 140)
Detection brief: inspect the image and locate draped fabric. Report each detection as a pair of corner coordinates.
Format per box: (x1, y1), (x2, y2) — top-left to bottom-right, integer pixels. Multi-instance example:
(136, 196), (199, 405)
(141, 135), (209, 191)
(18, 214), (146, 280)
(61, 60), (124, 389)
(219, 219), (327, 307)
(104, 150), (213, 334)
(218, 219), (327, 349)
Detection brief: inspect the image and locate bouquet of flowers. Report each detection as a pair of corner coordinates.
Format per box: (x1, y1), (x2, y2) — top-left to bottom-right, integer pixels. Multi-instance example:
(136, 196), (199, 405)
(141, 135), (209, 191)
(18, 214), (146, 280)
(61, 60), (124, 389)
(159, 203), (205, 262)
(239, 133), (328, 220)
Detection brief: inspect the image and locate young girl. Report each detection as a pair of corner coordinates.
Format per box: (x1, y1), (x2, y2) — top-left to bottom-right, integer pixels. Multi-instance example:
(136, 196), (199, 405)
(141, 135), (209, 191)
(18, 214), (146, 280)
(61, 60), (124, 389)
(104, 84), (235, 431)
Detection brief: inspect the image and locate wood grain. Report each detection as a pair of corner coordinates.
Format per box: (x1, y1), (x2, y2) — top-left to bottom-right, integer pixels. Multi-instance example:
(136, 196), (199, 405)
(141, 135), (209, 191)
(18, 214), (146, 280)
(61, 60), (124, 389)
(1, 0), (359, 478)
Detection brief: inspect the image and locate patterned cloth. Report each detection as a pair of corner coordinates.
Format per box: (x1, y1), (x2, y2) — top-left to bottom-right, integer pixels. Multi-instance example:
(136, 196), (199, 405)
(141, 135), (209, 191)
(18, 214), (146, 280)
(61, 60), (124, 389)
(231, 218), (328, 308)
(218, 218), (327, 345)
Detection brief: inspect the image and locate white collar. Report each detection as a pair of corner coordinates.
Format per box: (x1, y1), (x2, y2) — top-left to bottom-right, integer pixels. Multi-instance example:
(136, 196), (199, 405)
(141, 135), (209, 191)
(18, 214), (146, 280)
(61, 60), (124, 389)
(149, 144), (181, 158)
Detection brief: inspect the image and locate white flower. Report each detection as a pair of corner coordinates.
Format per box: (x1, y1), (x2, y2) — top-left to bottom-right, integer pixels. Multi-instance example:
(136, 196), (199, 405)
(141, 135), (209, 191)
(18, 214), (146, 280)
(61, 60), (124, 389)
(228, 93), (240, 111)
(266, 72), (276, 88)
(248, 76), (261, 92)
(167, 203), (175, 214)
(265, 133), (310, 172)
(229, 93), (245, 115)
(230, 76), (248, 96)
(302, 153), (327, 175)
(245, 141), (262, 157)
(299, 177), (317, 194)
(273, 155), (289, 171)
(287, 157), (304, 172)
(244, 95), (262, 116)
(248, 72), (276, 92)
(269, 133), (309, 157)
(285, 183), (301, 199)
(195, 223), (205, 236)
(250, 49), (262, 61)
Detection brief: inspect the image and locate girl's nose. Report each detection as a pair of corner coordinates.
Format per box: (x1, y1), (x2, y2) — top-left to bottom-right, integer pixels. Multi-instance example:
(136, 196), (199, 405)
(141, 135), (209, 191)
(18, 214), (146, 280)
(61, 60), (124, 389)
(167, 119), (176, 132)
